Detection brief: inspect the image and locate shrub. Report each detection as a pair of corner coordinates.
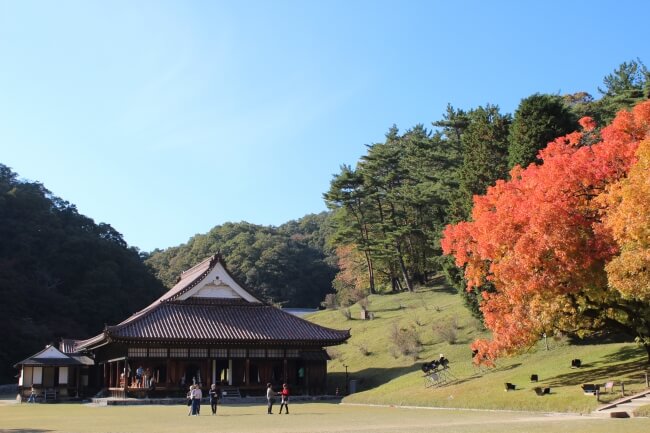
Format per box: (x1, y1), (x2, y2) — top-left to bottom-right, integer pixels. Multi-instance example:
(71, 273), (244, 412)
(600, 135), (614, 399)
(633, 403), (650, 417)
(390, 322), (421, 360)
(358, 295), (370, 311)
(340, 307), (352, 320)
(356, 343), (371, 356)
(321, 293), (338, 310)
(433, 321), (458, 344)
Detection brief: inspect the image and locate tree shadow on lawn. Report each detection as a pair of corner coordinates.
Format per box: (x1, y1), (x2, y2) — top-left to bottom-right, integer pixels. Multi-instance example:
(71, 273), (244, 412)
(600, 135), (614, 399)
(545, 357), (648, 387)
(329, 360), (514, 393)
(0, 430), (54, 433)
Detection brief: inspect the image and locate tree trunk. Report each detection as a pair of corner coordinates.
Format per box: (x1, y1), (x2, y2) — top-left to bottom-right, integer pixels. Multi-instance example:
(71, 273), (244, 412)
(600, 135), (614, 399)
(395, 243), (414, 292)
(363, 249), (375, 294)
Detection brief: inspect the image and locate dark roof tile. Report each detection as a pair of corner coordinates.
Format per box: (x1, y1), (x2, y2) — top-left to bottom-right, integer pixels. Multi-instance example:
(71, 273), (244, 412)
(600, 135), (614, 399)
(108, 301), (349, 345)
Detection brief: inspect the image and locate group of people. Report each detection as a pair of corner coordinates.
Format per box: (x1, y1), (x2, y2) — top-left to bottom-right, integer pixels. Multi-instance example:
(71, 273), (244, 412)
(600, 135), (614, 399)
(186, 382), (291, 416)
(134, 366), (156, 389)
(187, 383), (222, 416)
(267, 382), (290, 414)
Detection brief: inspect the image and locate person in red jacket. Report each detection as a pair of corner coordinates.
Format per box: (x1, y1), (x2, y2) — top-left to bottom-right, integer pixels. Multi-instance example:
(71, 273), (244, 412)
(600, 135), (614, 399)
(279, 383), (290, 414)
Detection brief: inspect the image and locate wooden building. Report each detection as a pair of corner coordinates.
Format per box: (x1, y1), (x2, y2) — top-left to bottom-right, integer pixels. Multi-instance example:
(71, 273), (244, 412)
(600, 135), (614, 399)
(14, 342), (93, 401)
(75, 254), (350, 398)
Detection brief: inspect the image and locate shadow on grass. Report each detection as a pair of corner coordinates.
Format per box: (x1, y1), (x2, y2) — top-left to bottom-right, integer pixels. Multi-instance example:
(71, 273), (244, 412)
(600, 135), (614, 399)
(328, 359), (487, 394)
(545, 357), (648, 387)
(0, 430), (54, 433)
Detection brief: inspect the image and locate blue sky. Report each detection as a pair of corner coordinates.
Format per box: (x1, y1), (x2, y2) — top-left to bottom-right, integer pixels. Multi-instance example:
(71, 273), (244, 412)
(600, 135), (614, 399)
(1, 0), (648, 252)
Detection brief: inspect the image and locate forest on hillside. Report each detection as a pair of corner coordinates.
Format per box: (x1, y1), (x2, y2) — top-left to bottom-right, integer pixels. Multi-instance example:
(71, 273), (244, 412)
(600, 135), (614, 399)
(145, 214), (338, 308)
(1, 59), (648, 383)
(0, 165), (166, 383)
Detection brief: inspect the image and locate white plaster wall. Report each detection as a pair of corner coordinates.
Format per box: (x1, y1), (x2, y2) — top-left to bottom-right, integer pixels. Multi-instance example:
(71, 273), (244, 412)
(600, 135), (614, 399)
(32, 367), (42, 385)
(59, 367), (68, 384)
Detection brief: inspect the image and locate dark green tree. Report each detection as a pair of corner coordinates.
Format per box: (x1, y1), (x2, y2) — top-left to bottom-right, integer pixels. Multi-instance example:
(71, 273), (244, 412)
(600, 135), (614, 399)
(0, 164), (165, 383)
(508, 93), (577, 169)
(598, 58), (650, 122)
(458, 104), (511, 218)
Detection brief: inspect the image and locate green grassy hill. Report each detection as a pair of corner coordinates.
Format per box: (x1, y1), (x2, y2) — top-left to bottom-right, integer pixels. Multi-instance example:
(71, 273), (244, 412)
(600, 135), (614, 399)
(308, 279), (649, 414)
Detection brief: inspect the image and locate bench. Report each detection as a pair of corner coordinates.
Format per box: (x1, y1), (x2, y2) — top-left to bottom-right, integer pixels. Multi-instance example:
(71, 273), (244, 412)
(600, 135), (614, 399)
(533, 387), (551, 396)
(581, 384), (599, 395)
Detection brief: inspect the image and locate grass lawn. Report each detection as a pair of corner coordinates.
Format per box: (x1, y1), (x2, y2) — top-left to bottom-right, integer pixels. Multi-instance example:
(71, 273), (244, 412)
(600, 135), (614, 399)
(308, 281), (650, 414)
(1, 401), (649, 433)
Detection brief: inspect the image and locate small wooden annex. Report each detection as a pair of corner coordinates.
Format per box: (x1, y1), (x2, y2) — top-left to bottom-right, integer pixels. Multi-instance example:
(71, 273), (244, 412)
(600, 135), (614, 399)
(14, 343), (93, 401)
(71, 254), (350, 398)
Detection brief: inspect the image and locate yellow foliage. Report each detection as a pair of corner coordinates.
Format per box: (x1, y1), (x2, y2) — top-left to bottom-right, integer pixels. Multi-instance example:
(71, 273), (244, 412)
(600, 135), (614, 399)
(602, 138), (650, 301)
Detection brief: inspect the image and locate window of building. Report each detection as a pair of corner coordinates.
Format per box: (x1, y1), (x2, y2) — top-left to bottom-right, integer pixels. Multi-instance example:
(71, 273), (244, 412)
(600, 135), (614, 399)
(169, 348), (188, 358)
(149, 348), (167, 358)
(128, 347), (147, 358)
(189, 348), (208, 358)
(210, 348), (228, 358)
(230, 348), (246, 358)
(267, 349), (284, 358)
(249, 348), (265, 358)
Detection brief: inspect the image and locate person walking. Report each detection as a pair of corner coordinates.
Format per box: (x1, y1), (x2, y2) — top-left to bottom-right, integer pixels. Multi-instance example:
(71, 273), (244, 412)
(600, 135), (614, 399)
(187, 385), (195, 416)
(195, 384), (203, 415)
(279, 383), (290, 414)
(209, 383), (221, 415)
(187, 385), (194, 416)
(135, 366), (144, 387)
(27, 386), (36, 403)
(266, 383), (276, 414)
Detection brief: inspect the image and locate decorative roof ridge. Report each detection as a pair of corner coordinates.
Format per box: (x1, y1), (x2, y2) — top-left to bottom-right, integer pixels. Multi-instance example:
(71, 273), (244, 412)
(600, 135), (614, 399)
(165, 253), (265, 305)
(164, 266), (215, 302)
(169, 298), (252, 305)
(177, 254), (220, 281)
(104, 254), (252, 334)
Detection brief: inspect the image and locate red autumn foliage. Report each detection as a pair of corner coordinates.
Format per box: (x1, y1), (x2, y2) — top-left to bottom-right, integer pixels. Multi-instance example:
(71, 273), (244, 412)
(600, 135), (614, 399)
(441, 101), (650, 363)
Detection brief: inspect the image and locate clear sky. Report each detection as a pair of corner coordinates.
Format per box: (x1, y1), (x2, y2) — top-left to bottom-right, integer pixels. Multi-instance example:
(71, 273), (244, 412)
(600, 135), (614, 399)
(1, 0), (648, 252)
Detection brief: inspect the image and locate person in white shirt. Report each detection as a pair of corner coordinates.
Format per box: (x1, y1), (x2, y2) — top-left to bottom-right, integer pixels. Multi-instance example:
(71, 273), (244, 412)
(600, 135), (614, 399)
(266, 383), (276, 414)
(194, 384), (203, 415)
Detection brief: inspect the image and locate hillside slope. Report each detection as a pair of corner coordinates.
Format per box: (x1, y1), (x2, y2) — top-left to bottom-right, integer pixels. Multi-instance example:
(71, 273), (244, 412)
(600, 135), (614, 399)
(308, 279), (649, 413)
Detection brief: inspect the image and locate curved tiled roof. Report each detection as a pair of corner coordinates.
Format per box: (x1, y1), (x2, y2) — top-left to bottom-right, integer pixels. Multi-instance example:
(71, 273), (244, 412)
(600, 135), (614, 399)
(77, 254), (350, 349)
(106, 300), (349, 345)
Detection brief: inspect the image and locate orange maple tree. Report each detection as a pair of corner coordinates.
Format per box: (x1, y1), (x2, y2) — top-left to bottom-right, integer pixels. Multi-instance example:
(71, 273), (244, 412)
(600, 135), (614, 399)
(600, 137), (650, 302)
(441, 100), (650, 363)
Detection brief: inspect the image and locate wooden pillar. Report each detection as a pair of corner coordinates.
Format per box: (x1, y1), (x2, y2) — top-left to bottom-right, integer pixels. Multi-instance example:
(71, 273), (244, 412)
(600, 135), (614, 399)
(245, 358), (250, 385)
(283, 359), (288, 383)
(124, 357), (129, 392)
(166, 359), (172, 386)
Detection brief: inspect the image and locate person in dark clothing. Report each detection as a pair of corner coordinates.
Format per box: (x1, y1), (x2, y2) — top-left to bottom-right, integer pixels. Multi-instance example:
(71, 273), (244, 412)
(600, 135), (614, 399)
(209, 383), (221, 415)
